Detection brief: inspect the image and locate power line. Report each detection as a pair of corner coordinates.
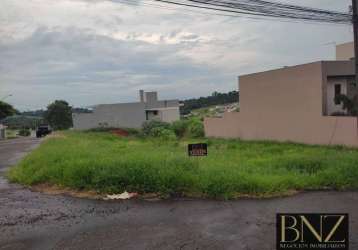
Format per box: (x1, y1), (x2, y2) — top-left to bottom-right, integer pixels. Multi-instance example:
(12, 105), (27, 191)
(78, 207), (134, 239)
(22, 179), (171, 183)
(115, 0), (251, 18)
(148, 0), (352, 24)
(115, 0), (308, 24)
(199, 0), (351, 20)
(110, 0), (351, 25)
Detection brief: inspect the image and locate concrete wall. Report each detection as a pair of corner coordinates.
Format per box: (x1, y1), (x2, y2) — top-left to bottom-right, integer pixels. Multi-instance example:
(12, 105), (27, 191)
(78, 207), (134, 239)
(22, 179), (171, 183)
(159, 107), (180, 123)
(73, 91), (181, 130)
(148, 100), (179, 109)
(336, 42), (354, 61)
(73, 102), (146, 129)
(145, 92), (158, 103)
(72, 113), (97, 130)
(204, 61), (358, 147)
(204, 112), (241, 138)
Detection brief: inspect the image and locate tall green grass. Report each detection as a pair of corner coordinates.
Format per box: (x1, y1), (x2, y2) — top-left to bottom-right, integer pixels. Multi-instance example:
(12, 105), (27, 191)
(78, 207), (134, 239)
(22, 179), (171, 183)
(8, 132), (358, 198)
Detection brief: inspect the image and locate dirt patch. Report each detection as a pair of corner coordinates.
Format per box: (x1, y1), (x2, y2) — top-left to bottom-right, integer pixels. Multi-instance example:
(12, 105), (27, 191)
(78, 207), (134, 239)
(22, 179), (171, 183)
(111, 129), (129, 137)
(30, 183), (303, 201)
(30, 183), (164, 201)
(30, 183), (103, 199)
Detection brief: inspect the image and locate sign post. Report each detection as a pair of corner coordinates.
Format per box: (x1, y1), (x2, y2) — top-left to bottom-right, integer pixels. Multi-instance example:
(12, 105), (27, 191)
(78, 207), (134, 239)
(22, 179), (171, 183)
(188, 143), (208, 157)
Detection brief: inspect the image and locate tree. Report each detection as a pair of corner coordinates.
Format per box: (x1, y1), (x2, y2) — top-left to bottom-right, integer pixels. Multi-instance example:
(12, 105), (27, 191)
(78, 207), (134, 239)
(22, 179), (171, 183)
(0, 101), (18, 120)
(334, 94), (358, 116)
(44, 100), (73, 130)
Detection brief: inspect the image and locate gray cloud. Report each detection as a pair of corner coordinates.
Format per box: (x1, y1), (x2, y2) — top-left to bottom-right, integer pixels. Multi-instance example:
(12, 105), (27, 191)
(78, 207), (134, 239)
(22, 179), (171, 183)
(0, 0), (353, 110)
(0, 27), (233, 109)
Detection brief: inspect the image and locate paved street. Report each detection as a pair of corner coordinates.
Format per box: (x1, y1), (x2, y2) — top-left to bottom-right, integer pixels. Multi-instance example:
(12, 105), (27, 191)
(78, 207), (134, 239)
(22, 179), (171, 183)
(0, 138), (357, 250)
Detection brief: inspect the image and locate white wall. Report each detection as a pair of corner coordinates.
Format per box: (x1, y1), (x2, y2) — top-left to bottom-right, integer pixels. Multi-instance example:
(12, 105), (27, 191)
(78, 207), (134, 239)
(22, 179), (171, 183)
(73, 104), (181, 130)
(73, 102), (147, 130)
(73, 91), (181, 130)
(159, 107), (180, 123)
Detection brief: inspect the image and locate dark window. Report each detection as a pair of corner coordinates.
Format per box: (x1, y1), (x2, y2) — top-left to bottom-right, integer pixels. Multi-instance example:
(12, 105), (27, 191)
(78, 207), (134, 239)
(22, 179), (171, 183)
(334, 84), (341, 105)
(145, 110), (158, 120)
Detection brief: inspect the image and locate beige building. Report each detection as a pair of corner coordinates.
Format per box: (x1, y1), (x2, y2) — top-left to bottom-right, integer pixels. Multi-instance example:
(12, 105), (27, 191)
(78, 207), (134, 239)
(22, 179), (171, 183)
(73, 90), (180, 130)
(204, 42), (358, 147)
(336, 42), (354, 61)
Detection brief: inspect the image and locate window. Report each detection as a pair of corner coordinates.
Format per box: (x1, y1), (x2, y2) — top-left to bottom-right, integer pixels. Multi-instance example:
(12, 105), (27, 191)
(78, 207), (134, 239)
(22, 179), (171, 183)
(145, 110), (158, 120)
(334, 84), (341, 105)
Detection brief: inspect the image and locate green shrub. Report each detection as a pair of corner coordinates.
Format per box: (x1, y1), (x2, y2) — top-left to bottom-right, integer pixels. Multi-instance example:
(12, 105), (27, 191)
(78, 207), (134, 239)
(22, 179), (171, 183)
(171, 119), (205, 138)
(8, 131), (358, 199)
(188, 118), (204, 138)
(171, 120), (189, 138)
(149, 127), (176, 140)
(88, 119), (205, 140)
(18, 128), (31, 137)
(142, 120), (171, 136)
(122, 128), (141, 136)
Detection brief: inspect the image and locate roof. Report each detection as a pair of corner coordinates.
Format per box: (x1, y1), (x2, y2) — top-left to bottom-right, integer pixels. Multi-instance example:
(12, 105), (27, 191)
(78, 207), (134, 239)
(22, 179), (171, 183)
(145, 107), (179, 111)
(239, 60), (355, 79)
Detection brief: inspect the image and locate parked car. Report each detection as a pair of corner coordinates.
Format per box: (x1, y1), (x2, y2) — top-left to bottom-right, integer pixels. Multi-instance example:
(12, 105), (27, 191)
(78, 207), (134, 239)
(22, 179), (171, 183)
(36, 125), (52, 138)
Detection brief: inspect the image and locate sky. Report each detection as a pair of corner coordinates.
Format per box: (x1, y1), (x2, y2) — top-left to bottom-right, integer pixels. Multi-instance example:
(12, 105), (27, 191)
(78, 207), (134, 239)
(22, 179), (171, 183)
(0, 0), (354, 111)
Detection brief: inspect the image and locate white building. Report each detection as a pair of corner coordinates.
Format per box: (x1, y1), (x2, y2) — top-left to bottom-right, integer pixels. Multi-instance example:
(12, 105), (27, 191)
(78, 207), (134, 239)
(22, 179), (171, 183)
(73, 90), (181, 130)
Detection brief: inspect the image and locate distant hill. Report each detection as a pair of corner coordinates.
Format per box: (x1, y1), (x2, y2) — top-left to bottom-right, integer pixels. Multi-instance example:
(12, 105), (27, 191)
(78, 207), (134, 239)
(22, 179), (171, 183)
(180, 91), (239, 115)
(72, 108), (93, 113)
(21, 107), (92, 117)
(188, 103), (239, 119)
(21, 110), (45, 117)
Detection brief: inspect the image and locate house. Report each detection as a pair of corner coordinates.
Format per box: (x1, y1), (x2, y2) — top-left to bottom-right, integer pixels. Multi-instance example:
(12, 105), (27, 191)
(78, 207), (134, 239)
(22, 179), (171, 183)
(73, 90), (181, 130)
(336, 41), (354, 61)
(204, 42), (358, 147)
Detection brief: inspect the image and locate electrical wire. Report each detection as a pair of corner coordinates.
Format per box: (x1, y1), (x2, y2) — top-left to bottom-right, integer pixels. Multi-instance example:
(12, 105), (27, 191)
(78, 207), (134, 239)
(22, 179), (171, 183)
(148, 0), (352, 24)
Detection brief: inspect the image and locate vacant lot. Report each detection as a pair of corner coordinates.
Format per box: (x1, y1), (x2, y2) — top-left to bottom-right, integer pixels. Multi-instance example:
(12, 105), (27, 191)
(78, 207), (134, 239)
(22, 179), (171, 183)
(8, 131), (358, 198)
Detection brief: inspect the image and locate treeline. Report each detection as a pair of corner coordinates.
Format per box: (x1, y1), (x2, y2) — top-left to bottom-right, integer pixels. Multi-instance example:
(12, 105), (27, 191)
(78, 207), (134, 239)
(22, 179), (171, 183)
(21, 107), (91, 117)
(1, 100), (81, 130)
(21, 110), (45, 117)
(1, 115), (43, 129)
(180, 91), (239, 115)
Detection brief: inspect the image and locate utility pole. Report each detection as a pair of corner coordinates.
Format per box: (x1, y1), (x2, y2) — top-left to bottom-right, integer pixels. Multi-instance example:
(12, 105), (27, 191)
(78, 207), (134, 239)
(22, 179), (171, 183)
(353, 0), (358, 85)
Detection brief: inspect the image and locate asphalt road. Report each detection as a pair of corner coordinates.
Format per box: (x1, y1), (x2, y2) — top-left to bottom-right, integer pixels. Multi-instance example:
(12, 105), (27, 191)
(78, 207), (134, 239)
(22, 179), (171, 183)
(0, 137), (357, 250)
